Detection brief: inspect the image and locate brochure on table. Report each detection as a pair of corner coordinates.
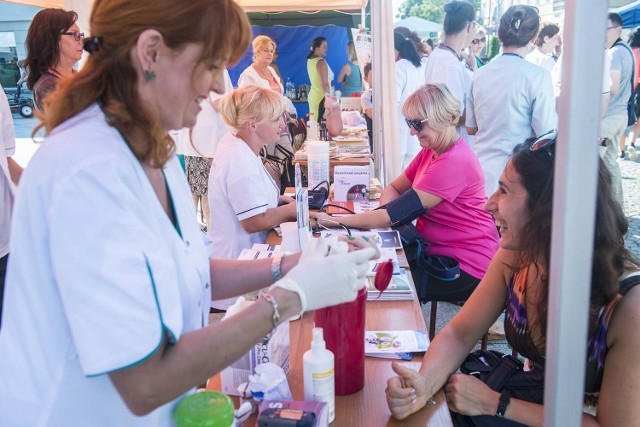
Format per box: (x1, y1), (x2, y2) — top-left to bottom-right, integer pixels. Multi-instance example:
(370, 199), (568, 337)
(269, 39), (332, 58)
(365, 330), (429, 360)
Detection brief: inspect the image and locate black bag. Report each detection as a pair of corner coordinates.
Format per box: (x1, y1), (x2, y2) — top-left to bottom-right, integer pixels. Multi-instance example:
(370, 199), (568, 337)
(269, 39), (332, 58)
(395, 223), (461, 303)
(450, 350), (544, 427)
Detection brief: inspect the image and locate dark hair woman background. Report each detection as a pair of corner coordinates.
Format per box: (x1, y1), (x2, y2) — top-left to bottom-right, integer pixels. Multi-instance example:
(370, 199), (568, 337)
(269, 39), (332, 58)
(393, 32), (424, 169)
(24, 8), (82, 110)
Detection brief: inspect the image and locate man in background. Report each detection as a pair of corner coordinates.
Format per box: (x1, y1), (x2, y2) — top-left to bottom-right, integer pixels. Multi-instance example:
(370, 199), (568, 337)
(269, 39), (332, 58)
(602, 12), (632, 206)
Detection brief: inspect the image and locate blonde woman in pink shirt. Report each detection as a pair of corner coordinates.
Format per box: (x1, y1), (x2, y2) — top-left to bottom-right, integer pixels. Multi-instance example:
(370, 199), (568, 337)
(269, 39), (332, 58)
(313, 83), (499, 302)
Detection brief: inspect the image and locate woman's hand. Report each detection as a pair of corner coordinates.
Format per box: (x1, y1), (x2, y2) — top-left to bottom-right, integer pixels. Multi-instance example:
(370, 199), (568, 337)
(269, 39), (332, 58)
(386, 362), (432, 420)
(278, 195), (295, 205)
(444, 373), (499, 416)
(309, 211), (333, 228)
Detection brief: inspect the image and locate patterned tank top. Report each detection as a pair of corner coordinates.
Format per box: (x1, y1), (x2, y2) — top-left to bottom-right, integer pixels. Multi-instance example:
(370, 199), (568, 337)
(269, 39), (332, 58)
(504, 267), (622, 407)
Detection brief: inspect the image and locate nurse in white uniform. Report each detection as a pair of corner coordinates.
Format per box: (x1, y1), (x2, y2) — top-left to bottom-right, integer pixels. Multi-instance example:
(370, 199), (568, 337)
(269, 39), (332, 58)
(208, 85), (298, 308)
(0, 1), (377, 425)
(466, 5), (557, 196)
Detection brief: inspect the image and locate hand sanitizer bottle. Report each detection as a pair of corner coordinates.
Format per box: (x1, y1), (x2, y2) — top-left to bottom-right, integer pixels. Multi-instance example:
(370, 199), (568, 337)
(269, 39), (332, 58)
(303, 327), (335, 423)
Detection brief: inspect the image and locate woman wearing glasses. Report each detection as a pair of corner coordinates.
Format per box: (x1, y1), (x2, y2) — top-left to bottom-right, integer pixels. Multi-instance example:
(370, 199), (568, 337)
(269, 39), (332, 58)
(24, 8), (83, 110)
(468, 28), (487, 69)
(0, 1), (378, 424)
(386, 133), (640, 425)
(314, 83), (499, 304)
(467, 5), (557, 196)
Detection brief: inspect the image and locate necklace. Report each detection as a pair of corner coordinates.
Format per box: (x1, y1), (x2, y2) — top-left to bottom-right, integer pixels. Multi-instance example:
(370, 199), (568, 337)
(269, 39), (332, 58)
(503, 52), (524, 59)
(438, 44), (474, 72)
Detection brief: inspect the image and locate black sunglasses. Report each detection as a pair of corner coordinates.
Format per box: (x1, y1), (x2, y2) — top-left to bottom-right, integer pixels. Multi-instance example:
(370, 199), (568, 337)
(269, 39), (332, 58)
(405, 118), (428, 132)
(471, 38), (486, 44)
(529, 129), (557, 156)
(61, 31), (84, 42)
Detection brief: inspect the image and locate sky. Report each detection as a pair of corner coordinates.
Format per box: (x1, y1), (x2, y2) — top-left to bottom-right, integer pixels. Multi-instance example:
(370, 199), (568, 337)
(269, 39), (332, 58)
(393, 0), (403, 22)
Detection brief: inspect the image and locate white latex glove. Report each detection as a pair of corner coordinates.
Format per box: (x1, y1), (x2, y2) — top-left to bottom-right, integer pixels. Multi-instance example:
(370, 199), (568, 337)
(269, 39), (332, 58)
(271, 236), (376, 312)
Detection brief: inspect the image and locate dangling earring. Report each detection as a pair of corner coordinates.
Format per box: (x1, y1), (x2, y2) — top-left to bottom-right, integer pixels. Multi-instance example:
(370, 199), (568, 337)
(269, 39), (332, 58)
(144, 68), (156, 82)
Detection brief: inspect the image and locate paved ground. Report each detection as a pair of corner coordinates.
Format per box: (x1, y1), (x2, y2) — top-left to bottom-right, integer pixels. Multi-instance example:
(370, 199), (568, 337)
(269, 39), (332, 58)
(10, 113), (640, 353)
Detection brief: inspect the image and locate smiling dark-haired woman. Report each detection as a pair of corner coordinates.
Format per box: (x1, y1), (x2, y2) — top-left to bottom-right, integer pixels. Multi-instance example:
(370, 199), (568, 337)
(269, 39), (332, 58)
(24, 8), (82, 110)
(386, 133), (640, 425)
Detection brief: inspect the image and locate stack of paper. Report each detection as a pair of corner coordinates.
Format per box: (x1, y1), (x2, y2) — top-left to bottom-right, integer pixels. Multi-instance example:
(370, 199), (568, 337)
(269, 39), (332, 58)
(366, 271), (414, 301)
(365, 330), (429, 359)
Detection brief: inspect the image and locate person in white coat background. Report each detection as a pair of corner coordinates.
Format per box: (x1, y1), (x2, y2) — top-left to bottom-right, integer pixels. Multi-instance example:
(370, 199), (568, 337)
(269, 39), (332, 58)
(0, 83), (22, 329)
(423, 1), (477, 145)
(394, 32), (424, 170)
(466, 5), (557, 196)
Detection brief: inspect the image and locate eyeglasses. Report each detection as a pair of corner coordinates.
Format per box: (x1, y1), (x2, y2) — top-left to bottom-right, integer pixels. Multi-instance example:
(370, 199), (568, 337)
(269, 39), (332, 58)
(61, 31), (85, 42)
(607, 26), (621, 30)
(529, 129), (557, 157)
(472, 38), (486, 45)
(405, 118), (429, 132)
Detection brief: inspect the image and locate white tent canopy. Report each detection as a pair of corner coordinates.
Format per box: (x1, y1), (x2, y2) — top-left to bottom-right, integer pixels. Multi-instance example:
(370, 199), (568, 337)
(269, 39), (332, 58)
(394, 16), (442, 38)
(1, 0), (367, 10)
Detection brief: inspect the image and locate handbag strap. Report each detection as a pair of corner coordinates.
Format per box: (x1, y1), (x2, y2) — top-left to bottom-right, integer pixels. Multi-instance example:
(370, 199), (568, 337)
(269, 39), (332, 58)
(620, 272), (640, 295)
(614, 40), (636, 102)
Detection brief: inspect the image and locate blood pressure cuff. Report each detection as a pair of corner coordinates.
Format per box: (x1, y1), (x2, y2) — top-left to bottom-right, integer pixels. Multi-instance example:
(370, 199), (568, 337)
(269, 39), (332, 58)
(384, 188), (426, 227)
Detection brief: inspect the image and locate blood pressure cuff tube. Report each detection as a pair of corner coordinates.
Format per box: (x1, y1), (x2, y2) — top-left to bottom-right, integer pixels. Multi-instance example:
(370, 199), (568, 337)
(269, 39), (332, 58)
(385, 188), (426, 227)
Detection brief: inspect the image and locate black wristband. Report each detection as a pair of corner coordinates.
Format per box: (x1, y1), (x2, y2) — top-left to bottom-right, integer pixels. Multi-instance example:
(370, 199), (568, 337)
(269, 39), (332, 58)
(496, 390), (510, 417)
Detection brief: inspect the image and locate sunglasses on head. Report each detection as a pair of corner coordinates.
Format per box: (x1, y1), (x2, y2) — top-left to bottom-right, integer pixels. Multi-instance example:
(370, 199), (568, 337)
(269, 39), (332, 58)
(62, 31), (84, 42)
(529, 129), (557, 157)
(405, 118), (428, 132)
(472, 38), (486, 45)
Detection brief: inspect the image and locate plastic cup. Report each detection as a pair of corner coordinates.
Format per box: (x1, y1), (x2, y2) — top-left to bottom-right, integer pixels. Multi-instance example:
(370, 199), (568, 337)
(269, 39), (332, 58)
(280, 221), (301, 253)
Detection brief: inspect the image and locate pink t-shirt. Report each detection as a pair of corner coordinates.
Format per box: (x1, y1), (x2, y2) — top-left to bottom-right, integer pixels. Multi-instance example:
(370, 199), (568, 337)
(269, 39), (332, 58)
(404, 138), (499, 279)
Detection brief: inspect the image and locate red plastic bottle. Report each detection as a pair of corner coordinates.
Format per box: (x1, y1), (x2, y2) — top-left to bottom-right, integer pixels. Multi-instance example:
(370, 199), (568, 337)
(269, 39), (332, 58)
(313, 286), (366, 395)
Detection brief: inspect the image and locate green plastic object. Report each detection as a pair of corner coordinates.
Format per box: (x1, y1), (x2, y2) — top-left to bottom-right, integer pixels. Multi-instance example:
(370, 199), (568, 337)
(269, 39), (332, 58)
(173, 391), (235, 427)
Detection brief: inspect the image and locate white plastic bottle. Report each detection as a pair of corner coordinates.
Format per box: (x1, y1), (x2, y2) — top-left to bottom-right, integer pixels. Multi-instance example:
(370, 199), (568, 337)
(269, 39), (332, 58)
(307, 112), (319, 141)
(306, 140), (329, 190)
(303, 327), (335, 423)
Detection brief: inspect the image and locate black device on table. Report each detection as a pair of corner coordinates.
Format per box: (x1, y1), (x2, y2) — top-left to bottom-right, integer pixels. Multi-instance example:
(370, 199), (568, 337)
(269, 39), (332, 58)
(257, 408), (316, 427)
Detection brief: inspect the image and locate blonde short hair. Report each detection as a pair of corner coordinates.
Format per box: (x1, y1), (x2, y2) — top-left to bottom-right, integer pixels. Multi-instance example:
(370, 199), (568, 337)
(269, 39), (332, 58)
(252, 35), (276, 62)
(219, 85), (287, 130)
(402, 83), (460, 132)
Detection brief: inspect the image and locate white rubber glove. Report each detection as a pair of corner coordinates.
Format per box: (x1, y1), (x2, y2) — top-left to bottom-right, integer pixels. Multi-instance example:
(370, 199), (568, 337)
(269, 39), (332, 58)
(271, 236), (376, 312)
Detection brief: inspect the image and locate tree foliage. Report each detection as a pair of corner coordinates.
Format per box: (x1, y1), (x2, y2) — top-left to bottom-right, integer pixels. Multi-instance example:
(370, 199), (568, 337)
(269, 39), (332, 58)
(398, 0), (480, 24)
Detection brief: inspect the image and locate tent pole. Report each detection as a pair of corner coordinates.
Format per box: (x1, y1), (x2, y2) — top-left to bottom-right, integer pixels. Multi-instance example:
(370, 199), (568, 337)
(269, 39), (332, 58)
(371, 0), (400, 187)
(543, 0), (606, 424)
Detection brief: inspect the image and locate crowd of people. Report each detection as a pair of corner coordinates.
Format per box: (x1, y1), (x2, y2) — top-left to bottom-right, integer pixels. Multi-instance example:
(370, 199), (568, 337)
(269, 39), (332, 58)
(0, 0), (639, 425)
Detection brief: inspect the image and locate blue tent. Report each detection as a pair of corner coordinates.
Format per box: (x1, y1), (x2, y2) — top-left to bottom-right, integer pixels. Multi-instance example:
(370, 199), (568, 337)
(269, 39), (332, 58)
(228, 24), (349, 118)
(612, 0), (640, 28)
